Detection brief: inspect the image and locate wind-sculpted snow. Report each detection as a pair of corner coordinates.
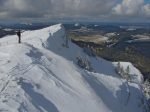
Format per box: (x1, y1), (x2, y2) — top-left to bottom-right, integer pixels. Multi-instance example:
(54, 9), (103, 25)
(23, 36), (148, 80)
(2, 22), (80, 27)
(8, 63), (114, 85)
(0, 24), (148, 112)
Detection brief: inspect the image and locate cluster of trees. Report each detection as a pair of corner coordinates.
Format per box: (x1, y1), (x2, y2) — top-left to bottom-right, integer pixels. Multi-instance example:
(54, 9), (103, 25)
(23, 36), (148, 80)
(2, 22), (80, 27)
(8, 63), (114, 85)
(116, 62), (131, 81)
(76, 56), (93, 71)
(143, 80), (150, 99)
(143, 80), (150, 108)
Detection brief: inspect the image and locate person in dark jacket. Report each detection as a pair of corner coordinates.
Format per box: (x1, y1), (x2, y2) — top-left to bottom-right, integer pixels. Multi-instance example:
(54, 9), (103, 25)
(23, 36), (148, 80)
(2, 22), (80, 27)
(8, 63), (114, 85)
(17, 30), (21, 43)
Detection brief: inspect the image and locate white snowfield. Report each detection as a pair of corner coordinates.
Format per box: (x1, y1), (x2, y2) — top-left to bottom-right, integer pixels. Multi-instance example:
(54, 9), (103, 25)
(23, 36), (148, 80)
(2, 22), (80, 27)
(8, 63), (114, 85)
(0, 24), (148, 112)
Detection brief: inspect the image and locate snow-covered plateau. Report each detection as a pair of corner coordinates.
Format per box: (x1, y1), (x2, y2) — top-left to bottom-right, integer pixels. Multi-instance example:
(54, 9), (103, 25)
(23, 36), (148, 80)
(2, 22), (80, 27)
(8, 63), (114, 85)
(0, 24), (149, 112)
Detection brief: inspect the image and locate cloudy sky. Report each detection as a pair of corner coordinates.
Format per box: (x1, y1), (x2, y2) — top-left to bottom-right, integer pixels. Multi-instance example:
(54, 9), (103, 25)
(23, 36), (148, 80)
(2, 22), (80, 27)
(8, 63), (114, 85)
(0, 0), (150, 22)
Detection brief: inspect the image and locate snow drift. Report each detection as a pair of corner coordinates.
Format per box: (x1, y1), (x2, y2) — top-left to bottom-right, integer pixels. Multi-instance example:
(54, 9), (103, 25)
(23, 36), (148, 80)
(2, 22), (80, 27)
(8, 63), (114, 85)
(0, 24), (148, 112)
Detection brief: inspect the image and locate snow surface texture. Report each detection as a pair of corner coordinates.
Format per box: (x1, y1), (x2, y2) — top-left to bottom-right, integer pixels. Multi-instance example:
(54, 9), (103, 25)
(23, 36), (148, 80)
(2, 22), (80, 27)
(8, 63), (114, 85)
(0, 24), (148, 112)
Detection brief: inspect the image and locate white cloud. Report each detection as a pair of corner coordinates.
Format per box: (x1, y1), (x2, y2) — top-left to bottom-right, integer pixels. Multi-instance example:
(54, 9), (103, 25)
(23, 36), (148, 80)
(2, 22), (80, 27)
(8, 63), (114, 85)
(142, 4), (150, 17)
(0, 0), (117, 19)
(112, 0), (144, 16)
(0, 0), (149, 21)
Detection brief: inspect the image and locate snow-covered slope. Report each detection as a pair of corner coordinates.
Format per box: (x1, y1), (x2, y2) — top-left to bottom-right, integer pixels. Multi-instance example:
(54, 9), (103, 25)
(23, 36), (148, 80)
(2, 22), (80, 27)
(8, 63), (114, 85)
(113, 62), (143, 84)
(0, 24), (148, 112)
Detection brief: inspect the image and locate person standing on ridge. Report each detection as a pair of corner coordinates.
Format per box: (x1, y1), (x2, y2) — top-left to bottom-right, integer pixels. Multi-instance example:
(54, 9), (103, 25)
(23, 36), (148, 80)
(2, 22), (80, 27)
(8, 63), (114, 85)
(17, 30), (21, 44)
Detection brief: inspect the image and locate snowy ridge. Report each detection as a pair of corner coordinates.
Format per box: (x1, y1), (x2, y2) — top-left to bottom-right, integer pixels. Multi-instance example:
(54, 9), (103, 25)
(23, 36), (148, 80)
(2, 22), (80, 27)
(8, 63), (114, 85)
(113, 62), (143, 84)
(0, 24), (148, 112)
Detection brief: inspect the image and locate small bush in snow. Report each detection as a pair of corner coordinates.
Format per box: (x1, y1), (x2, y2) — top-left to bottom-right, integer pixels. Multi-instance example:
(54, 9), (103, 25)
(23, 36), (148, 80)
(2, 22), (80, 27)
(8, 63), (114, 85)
(116, 62), (131, 81)
(125, 65), (131, 81)
(83, 47), (96, 57)
(62, 43), (69, 48)
(63, 32), (69, 48)
(76, 56), (93, 71)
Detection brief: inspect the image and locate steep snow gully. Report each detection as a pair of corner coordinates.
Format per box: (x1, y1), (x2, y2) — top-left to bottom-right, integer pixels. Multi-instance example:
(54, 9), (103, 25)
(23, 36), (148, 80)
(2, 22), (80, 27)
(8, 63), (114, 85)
(0, 24), (149, 112)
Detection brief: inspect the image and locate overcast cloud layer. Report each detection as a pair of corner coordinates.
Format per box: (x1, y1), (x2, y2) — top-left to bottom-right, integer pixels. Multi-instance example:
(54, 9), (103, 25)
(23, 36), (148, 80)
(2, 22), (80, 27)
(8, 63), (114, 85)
(0, 0), (150, 22)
